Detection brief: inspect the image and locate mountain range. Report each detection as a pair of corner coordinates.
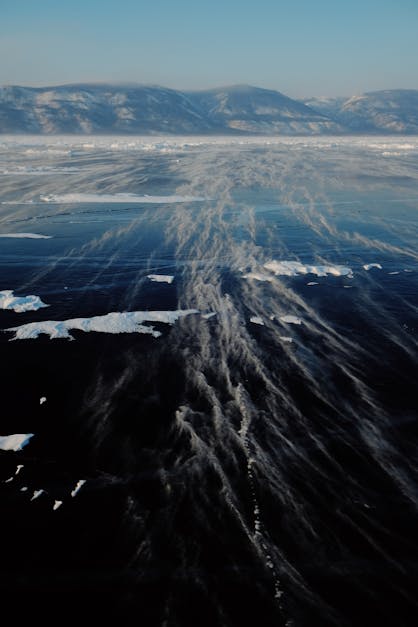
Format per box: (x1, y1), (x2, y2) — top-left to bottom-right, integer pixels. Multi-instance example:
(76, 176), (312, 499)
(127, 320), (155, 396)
(0, 83), (417, 135)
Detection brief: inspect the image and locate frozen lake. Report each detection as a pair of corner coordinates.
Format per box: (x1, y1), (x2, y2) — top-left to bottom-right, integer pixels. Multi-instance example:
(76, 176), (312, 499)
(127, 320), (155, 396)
(0, 135), (417, 626)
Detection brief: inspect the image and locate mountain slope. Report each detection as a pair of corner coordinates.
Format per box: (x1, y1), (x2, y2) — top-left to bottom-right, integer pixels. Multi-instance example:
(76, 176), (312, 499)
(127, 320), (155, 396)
(339, 90), (418, 133)
(0, 84), (219, 134)
(1, 84), (417, 135)
(304, 90), (418, 133)
(187, 85), (343, 134)
(0, 83), (343, 135)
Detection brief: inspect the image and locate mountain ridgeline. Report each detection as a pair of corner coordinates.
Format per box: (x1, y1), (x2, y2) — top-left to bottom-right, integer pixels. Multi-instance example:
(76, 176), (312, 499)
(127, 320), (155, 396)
(0, 83), (417, 135)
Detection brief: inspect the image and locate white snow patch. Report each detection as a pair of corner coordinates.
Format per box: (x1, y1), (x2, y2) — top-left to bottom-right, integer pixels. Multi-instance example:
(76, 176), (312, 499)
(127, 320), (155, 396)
(71, 479), (86, 497)
(279, 336), (293, 343)
(40, 397), (47, 405)
(53, 500), (63, 511)
(280, 315), (302, 325)
(31, 489), (45, 501)
(0, 433), (34, 451)
(0, 290), (48, 313)
(363, 263), (382, 271)
(264, 260), (353, 278)
(250, 316), (264, 326)
(307, 282), (319, 286)
(15, 465), (24, 475)
(202, 312), (217, 320)
(39, 193), (207, 204)
(242, 272), (275, 282)
(6, 309), (199, 341)
(4, 477), (13, 483)
(0, 232), (51, 239)
(147, 274), (174, 284)
(20, 487), (28, 492)
(388, 271), (400, 275)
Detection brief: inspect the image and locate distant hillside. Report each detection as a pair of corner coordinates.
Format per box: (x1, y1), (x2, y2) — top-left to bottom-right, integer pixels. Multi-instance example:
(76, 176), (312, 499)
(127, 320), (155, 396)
(303, 90), (418, 133)
(0, 83), (342, 135)
(185, 85), (343, 134)
(0, 83), (417, 135)
(0, 84), (218, 135)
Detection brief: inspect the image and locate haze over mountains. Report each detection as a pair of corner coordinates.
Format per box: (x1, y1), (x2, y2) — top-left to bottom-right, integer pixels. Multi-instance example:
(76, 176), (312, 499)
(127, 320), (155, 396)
(0, 83), (417, 135)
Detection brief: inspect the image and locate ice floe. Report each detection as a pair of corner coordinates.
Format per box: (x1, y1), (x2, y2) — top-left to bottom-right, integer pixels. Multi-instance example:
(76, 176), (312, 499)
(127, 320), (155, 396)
(147, 274), (174, 284)
(363, 263), (382, 271)
(39, 193), (207, 204)
(0, 290), (48, 313)
(0, 232), (52, 239)
(71, 479), (86, 497)
(264, 260), (353, 278)
(307, 282), (319, 286)
(250, 316), (264, 326)
(280, 315), (302, 325)
(5, 309), (199, 340)
(0, 433), (34, 451)
(279, 336), (293, 343)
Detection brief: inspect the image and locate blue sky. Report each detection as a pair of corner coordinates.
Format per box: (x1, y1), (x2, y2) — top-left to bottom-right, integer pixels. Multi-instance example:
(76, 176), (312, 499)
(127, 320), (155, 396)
(1, 0), (417, 96)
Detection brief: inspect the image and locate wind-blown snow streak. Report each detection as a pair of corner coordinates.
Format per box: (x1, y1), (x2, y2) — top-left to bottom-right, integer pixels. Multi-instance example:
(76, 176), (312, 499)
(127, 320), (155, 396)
(0, 290), (48, 313)
(5, 309), (200, 340)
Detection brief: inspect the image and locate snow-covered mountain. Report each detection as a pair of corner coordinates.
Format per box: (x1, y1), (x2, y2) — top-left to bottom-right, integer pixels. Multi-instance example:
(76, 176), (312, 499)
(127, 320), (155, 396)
(303, 90), (418, 133)
(0, 84), (417, 135)
(185, 85), (343, 134)
(0, 83), (342, 135)
(0, 84), (218, 134)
